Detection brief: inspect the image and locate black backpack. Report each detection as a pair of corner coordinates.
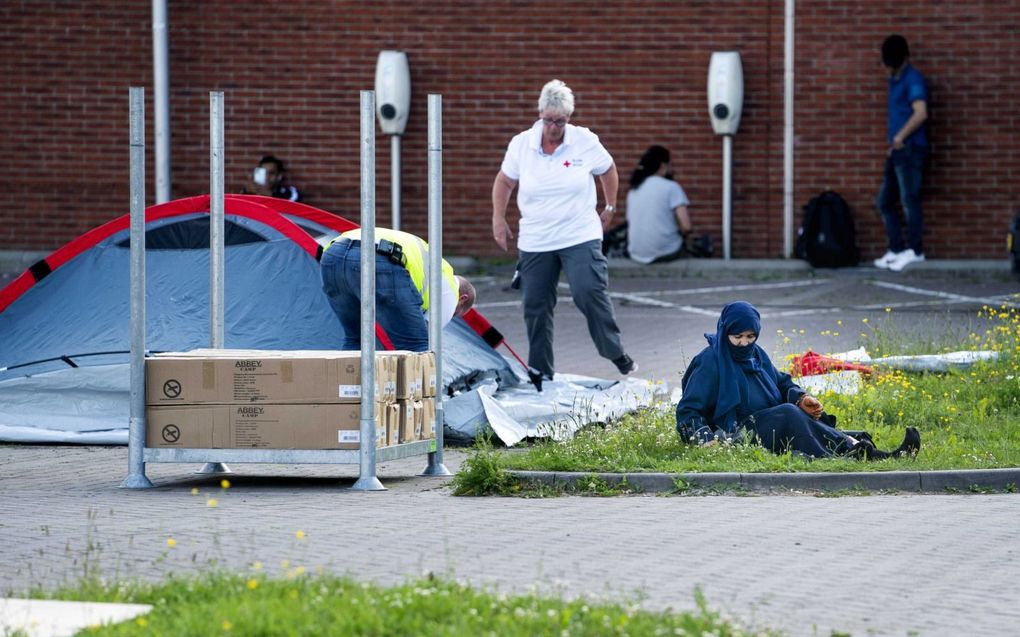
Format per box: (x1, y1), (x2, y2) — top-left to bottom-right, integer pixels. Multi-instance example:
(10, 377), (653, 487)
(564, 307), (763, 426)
(795, 191), (860, 268)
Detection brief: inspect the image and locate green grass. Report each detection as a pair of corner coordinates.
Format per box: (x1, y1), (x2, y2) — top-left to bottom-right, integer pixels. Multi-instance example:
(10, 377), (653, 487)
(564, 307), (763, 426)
(32, 573), (774, 637)
(458, 304), (1020, 492)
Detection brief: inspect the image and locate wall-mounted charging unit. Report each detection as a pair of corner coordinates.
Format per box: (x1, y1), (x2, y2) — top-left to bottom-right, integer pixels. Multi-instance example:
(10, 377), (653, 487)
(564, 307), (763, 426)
(375, 51), (411, 230)
(707, 51), (743, 260)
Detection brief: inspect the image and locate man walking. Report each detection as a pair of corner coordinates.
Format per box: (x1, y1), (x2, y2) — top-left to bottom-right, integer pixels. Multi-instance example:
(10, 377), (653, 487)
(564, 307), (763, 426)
(321, 227), (475, 351)
(873, 34), (930, 272)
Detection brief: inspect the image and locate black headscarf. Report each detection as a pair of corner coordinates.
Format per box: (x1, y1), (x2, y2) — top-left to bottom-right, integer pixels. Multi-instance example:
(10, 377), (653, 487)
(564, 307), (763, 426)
(706, 301), (782, 426)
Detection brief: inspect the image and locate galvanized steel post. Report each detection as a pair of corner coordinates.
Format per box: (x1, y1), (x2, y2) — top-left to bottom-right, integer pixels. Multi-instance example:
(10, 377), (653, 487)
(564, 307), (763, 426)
(152, 0), (171, 203)
(199, 91), (230, 476)
(122, 87), (154, 489)
(352, 90), (385, 491)
(391, 136), (401, 230)
(209, 91), (225, 348)
(422, 94), (451, 476)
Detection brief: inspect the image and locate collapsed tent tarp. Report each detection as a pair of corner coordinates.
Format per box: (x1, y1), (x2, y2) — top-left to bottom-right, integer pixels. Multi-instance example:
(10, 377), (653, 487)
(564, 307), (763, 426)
(0, 195), (515, 443)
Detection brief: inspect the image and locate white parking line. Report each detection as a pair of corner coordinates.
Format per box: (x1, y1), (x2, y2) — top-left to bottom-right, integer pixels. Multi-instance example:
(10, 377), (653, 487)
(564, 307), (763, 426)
(871, 280), (1020, 308)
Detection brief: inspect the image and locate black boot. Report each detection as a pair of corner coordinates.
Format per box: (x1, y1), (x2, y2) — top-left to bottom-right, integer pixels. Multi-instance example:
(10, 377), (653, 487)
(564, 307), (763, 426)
(891, 427), (921, 458)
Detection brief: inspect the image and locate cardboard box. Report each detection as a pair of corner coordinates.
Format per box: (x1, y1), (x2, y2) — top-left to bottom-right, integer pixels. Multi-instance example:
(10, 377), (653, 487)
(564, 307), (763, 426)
(422, 397), (436, 440)
(421, 351), (437, 397)
(384, 402), (400, 446)
(146, 350), (396, 405)
(396, 399), (421, 443)
(145, 403), (386, 449)
(378, 351), (424, 400)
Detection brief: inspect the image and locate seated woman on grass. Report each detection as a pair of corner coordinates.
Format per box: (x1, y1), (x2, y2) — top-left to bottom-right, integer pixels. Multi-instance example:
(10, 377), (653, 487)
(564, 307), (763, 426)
(675, 301), (920, 460)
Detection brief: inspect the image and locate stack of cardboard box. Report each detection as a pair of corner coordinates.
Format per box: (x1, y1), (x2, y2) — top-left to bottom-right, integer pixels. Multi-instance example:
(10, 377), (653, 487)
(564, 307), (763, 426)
(145, 349), (436, 450)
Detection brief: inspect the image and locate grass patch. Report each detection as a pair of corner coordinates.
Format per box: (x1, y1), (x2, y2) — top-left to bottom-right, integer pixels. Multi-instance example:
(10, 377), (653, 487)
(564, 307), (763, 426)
(484, 304), (1020, 477)
(33, 573), (774, 636)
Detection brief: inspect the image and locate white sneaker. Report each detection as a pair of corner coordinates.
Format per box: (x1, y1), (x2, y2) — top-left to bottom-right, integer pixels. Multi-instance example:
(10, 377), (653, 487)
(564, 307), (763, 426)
(873, 250), (900, 269)
(888, 249), (925, 272)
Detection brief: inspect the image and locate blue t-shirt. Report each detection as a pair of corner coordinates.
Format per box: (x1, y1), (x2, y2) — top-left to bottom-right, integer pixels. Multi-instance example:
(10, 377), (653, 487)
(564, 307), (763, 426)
(887, 64), (929, 149)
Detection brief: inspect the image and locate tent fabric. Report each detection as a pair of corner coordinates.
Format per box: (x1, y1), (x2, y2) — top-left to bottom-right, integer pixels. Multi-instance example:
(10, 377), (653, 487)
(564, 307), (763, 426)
(0, 195), (515, 443)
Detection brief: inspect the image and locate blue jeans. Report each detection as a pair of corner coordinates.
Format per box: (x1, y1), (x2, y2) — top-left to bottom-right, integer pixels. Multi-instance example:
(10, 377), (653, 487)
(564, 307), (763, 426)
(320, 240), (429, 352)
(877, 145), (927, 254)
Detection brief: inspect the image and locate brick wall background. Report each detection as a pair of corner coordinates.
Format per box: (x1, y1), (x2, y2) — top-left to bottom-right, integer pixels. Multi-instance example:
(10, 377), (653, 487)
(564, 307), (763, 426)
(2, 1), (1017, 259)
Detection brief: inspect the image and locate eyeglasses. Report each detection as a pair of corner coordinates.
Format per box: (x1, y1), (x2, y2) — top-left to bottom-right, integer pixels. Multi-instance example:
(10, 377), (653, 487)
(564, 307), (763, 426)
(541, 117), (568, 128)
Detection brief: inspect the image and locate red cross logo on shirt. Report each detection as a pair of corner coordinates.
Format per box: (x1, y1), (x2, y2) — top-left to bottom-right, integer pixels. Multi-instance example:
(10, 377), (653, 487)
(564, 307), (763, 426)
(563, 160), (571, 167)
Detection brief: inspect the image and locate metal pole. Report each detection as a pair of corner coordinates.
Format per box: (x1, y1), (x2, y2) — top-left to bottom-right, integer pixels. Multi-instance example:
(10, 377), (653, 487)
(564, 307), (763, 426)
(722, 135), (733, 260)
(209, 91), (225, 348)
(352, 90), (385, 492)
(152, 0), (171, 203)
(122, 87), (154, 489)
(199, 90), (230, 476)
(391, 136), (401, 231)
(423, 94), (451, 477)
(783, 0), (795, 258)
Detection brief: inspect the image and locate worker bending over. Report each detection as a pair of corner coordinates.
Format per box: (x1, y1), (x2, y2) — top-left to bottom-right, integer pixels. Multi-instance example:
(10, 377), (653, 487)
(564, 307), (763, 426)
(321, 227), (475, 352)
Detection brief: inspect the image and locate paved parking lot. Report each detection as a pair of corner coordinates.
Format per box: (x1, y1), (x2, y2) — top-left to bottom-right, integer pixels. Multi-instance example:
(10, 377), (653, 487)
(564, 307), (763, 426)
(2, 259), (1019, 636)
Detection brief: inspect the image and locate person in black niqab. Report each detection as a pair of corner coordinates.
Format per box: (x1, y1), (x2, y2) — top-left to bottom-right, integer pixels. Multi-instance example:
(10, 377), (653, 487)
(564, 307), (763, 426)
(675, 301), (920, 459)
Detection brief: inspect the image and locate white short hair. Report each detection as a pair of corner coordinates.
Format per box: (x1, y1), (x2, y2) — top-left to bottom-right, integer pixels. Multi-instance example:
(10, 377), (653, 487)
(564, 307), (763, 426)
(537, 79), (575, 116)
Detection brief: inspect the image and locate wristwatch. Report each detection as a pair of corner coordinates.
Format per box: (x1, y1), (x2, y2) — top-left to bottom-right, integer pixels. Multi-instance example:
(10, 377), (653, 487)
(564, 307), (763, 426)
(603, 205), (616, 214)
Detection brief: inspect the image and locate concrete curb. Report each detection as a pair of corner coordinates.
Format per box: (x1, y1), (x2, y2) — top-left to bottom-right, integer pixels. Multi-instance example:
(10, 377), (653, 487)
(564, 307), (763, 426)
(509, 468), (1020, 494)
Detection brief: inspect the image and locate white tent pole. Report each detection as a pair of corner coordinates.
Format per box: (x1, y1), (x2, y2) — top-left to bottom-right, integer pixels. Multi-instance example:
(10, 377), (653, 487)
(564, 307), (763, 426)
(422, 94), (450, 477)
(122, 87), (154, 489)
(152, 0), (171, 204)
(783, 0), (795, 258)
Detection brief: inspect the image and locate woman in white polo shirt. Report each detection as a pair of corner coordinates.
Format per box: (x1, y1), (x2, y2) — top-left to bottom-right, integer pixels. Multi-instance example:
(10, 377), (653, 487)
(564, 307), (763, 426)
(491, 79), (636, 380)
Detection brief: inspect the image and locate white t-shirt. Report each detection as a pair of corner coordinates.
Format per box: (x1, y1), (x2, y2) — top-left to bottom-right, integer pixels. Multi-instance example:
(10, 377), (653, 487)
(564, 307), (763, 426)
(625, 175), (690, 264)
(499, 121), (614, 252)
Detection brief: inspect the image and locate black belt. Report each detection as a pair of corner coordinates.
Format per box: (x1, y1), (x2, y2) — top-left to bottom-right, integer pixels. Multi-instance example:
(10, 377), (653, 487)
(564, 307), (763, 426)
(337, 237), (406, 266)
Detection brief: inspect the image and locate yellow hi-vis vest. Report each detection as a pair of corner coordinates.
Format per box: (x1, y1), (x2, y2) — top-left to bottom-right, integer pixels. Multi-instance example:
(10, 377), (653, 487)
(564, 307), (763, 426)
(336, 228), (458, 313)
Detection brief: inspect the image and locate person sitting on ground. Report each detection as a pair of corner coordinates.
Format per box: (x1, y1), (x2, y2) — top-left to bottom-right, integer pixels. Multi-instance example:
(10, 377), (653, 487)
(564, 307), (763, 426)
(675, 300), (920, 460)
(320, 227), (475, 352)
(625, 145), (693, 264)
(241, 154), (301, 202)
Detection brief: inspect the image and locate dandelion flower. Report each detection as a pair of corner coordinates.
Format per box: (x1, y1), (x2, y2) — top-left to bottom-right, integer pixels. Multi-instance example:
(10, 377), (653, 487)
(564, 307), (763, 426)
(207, 498), (219, 508)
(136, 617), (148, 628)
(247, 579), (259, 590)
(220, 479), (231, 489)
(166, 538), (176, 548)
(222, 620), (233, 631)
(252, 561), (263, 571)
(295, 530), (306, 540)
(190, 488), (199, 496)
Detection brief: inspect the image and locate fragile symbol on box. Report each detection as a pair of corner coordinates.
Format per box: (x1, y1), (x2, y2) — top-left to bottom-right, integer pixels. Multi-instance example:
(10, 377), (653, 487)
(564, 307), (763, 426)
(161, 424), (181, 443)
(163, 379), (182, 398)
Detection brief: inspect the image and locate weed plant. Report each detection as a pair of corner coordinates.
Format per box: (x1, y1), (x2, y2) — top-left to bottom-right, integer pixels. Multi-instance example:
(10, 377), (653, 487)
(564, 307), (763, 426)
(41, 573), (773, 636)
(487, 305), (1020, 479)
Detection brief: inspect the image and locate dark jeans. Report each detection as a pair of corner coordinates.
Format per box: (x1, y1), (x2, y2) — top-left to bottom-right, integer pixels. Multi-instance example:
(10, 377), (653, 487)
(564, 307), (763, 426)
(320, 239), (429, 352)
(877, 145), (927, 254)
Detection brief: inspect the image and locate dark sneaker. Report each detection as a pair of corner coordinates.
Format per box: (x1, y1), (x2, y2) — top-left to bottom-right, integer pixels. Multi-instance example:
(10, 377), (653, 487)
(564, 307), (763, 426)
(613, 354), (638, 375)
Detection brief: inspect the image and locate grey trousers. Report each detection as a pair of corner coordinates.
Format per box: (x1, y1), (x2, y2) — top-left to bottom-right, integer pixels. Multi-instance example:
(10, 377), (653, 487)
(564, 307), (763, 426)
(518, 239), (626, 378)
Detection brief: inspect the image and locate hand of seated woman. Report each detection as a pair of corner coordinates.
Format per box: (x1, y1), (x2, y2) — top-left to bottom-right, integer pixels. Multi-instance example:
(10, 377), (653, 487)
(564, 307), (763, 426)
(799, 394), (824, 419)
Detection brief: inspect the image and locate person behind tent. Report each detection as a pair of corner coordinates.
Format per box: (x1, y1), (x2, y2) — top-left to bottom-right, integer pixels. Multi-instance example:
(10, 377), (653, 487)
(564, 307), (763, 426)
(241, 154), (301, 202)
(320, 227), (475, 352)
(491, 78), (637, 379)
(625, 145), (693, 264)
(675, 300), (921, 460)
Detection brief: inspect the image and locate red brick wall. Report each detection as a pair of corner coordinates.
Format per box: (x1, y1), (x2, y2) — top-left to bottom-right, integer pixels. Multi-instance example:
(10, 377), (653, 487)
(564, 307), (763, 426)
(2, 1), (1017, 259)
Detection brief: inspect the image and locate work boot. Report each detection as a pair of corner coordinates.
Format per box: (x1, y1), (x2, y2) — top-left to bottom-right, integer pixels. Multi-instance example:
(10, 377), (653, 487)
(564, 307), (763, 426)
(891, 427), (921, 457)
(613, 354), (638, 375)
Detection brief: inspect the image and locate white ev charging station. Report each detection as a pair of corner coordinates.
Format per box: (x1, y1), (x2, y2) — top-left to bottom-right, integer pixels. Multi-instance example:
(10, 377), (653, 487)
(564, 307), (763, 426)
(375, 51), (411, 230)
(707, 51), (743, 260)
